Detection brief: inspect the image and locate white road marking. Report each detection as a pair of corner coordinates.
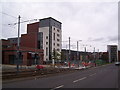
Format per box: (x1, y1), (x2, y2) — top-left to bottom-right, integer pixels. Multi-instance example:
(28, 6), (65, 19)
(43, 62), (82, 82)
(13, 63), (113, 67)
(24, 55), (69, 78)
(73, 77), (87, 83)
(51, 85), (64, 90)
(89, 73), (96, 76)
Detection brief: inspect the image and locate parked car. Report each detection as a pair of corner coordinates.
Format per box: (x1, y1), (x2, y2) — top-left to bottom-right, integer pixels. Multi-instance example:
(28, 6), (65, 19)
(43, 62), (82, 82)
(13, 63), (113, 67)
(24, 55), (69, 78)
(36, 65), (44, 70)
(115, 62), (120, 66)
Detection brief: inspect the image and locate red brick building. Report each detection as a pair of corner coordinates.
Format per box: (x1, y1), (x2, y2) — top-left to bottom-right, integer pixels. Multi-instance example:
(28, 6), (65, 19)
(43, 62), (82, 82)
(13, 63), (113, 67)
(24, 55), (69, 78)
(21, 22), (39, 48)
(2, 22), (44, 65)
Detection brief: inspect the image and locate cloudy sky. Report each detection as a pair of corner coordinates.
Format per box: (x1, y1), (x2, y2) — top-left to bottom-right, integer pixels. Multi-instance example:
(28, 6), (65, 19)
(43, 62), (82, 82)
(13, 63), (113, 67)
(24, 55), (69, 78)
(1, 0), (119, 52)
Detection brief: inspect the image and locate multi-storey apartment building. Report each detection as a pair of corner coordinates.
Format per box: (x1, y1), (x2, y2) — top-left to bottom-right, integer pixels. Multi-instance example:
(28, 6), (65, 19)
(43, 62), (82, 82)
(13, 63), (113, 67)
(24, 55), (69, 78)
(21, 17), (62, 62)
(107, 45), (118, 63)
(38, 17), (62, 61)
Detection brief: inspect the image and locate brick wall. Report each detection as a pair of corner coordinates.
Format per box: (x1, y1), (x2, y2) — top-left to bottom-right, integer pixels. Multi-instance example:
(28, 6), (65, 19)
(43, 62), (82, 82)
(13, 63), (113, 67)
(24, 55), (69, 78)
(27, 22), (39, 33)
(21, 33), (38, 49)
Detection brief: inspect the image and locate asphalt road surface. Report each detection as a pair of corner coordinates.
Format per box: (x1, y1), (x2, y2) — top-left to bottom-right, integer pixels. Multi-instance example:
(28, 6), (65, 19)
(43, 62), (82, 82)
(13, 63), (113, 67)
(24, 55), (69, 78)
(2, 63), (120, 89)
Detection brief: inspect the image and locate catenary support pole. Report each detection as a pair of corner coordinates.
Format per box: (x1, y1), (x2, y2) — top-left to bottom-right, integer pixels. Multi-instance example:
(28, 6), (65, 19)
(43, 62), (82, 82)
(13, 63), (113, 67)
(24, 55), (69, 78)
(68, 37), (70, 68)
(17, 15), (21, 73)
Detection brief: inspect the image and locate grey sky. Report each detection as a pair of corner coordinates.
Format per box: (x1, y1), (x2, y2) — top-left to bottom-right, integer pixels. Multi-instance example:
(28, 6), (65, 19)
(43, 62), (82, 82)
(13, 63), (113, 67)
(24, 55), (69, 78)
(1, 0), (119, 52)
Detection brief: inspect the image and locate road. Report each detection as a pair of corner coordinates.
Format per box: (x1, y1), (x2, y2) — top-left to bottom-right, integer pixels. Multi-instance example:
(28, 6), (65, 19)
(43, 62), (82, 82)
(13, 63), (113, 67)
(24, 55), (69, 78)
(2, 64), (120, 89)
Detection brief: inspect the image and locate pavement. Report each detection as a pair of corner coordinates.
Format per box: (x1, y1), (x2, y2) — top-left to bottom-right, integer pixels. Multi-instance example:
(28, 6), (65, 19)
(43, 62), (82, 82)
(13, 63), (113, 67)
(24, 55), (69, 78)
(2, 64), (51, 71)
(2, 63), (120, 89)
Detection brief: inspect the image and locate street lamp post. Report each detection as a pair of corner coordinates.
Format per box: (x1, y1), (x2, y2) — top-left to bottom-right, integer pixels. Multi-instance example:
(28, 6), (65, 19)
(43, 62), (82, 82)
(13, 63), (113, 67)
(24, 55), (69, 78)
(77, 40), (82, 67)
(93, 47), (95, 60)
(97, 49), (99, 60)
(84, 46), (87, 61)
(66, 44), (68, 61)
(83, 44), (87, 61)
(93, 47), (96, 66)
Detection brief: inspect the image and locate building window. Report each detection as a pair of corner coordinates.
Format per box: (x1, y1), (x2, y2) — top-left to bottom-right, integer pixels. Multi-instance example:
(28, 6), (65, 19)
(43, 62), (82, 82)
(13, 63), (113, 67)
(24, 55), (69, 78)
(57, 39), (59, 42)
(54, 33), (55, 40)
(53, 48), (56, 57)
(54, 43), (55, 46)
(57, 29), (59, 32)
(46, 42), (48, 45)
(54, 28), (55, 30)
(57, 44), (59, 46)
(57, 34), (59, 37)
(46, 47), (48, 56)
(2, 45), (8, 48)
(57, 49), (60, 51)
(38, 32), (43, 49)
(46, 36), (48, 39)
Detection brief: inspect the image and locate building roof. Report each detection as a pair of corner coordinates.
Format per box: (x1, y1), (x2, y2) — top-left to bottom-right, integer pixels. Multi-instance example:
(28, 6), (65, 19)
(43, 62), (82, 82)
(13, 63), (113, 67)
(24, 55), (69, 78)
(40, 17), (62, 24)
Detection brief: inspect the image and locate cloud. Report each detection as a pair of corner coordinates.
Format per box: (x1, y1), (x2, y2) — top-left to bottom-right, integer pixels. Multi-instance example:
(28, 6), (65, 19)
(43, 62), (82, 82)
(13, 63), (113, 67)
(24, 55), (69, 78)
(87, 37), (105, 42)
(1, 1), (118, 52)
(107, 35), (118, 42)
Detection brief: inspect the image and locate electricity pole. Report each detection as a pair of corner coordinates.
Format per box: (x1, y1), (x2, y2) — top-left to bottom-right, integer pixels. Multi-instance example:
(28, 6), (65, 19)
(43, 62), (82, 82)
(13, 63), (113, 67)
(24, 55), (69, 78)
(17, 15), (21, 73)
(66, 44), (67, 61)
(77, 41), (79, 61)
(98, 49), (99, 60)
(77, 40), (82, 68)
(85, 47), (86, 61)
(93, 47), (95, 60)
(93, 47), (96, 66)
(68, 37), (71, 68)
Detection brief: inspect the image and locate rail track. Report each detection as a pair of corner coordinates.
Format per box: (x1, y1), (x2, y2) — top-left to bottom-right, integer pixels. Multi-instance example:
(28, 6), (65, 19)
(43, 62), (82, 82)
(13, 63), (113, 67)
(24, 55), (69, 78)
(2, 68), (79, 80)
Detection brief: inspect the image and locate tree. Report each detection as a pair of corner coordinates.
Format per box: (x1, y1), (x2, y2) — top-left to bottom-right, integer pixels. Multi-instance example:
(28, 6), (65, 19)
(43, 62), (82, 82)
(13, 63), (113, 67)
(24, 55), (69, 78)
(52, 49), (61, 60)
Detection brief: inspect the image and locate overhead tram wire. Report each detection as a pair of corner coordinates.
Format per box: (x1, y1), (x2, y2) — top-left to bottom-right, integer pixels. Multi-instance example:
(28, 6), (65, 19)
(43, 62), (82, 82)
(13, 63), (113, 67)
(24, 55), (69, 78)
(1, 12), (38, 26)
(0, 12), (17, 19)
(1, 12), (18, 28)
(8, 19), (38, 26)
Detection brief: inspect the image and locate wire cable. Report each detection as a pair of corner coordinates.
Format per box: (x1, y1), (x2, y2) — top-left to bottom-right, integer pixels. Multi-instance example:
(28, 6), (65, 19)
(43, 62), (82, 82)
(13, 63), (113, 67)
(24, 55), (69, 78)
(0, 12), (17, 19)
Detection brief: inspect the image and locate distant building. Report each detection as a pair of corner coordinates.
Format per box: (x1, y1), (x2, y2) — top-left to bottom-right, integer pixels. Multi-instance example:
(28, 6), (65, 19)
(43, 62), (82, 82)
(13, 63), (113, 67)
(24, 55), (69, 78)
(107, 45), (118, 63)
(99, 52), (109, 62)
(61, 49), (94, 62)
(61, 49), (110, 63)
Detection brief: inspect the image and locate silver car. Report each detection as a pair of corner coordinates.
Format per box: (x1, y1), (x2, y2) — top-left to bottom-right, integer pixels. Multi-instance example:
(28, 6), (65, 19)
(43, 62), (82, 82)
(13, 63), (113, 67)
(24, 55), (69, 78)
(115, 62), (120, 66)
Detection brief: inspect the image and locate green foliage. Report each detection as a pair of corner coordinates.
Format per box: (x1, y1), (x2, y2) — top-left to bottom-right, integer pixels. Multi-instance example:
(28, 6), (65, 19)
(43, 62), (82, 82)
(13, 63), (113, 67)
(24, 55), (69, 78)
(95, 60), (107, 65)
(52, 49), (61, 60)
